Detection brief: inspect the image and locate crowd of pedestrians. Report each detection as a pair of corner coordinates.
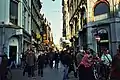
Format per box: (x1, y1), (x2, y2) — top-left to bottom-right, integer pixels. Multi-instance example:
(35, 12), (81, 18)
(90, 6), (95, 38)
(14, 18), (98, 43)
(21, 48), (60, 78)
(60, 45), (120, 80)
(1, 44), (120, 80)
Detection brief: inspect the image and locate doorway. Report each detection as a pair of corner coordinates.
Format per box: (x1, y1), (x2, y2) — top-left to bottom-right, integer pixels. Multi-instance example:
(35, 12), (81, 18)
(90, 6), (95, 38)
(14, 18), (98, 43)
(9, 46), (17, 61)
(97, 29), (109, 56)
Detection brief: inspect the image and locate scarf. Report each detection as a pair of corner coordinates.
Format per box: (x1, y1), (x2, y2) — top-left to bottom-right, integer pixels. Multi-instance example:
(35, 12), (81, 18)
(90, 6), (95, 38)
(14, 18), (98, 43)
(80, 53), (92, 68)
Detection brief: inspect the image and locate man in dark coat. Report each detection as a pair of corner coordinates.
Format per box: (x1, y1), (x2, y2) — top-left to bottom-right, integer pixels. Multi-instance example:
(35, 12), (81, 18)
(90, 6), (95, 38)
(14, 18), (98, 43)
(37, 51), (45, 77)
(54, 51), (59, 69)
(110, 45), (120, 80)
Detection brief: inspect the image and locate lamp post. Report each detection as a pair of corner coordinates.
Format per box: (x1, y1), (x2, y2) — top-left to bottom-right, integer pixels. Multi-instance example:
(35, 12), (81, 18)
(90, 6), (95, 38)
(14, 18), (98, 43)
(1, 22), (5, 54)
(94, 32), (101, 54)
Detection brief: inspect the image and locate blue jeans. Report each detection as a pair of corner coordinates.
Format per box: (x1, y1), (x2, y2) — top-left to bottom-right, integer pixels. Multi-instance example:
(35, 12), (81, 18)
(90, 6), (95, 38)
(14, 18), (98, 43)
(63, 65), (69, 80)
(10, 61), (17, 68)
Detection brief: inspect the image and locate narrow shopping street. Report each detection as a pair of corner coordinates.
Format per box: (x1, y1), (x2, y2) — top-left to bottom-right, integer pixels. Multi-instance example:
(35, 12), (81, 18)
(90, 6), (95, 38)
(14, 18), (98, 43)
(1, 0), (120, 80)
(11, 64), (78, 80)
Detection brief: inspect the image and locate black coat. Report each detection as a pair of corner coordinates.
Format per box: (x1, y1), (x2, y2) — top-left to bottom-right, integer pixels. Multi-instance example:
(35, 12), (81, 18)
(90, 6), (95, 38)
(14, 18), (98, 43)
(63, 54), (72, 66)
(37, 55), (45, 68)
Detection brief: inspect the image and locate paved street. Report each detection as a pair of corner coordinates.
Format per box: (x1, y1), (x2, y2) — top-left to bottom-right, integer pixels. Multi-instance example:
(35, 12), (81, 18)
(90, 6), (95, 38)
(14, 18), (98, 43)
(11, 64), (78, 80)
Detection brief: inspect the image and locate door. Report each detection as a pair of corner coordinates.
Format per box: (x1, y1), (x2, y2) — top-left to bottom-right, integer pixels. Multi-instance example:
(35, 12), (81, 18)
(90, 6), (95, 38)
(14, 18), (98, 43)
(9, 46), (17, 61)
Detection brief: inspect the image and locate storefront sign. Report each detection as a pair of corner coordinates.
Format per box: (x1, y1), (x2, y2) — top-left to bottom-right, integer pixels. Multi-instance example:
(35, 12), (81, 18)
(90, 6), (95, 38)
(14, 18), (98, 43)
(16, 29), (23, 35)
(100, 40), (109, 43)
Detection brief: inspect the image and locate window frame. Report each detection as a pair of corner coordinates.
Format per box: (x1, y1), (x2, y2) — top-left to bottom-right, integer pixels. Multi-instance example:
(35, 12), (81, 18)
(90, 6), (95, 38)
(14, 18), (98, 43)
(9, 0), (18, 25)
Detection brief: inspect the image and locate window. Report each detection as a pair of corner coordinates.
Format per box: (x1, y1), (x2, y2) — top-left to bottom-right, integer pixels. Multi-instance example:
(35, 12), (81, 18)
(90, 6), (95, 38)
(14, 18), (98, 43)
(94, 2), (109, 16)
(10, 0), (18, 25)
(28, 15), (30, 32)
(22, 7), (27, 28)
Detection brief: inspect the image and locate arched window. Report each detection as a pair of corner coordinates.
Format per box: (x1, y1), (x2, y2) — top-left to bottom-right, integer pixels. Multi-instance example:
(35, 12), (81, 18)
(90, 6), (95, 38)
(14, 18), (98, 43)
(94, 2), (109, 16)
(98, 29), (107, 34)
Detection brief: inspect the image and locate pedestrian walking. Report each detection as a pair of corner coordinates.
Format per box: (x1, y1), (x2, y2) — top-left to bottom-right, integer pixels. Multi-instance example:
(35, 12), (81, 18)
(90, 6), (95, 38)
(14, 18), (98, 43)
(9, 52), (17, 68)
(68, 50), (77, 78)
(23, 49), (29, 76)
(25, 49), (36, 78)
(49, 50), (54, 69)
(101, 48), (112, 80)
(110, 45), (120, 80)
(37, 51), (45, 77)
(77, 50), (95, 80)
(0, 47), (9, 80)
(62, 50), (70, 80)
(63, 65), (69, 80)
(54, 51), (59, 69)
(44, 51), (48, 67)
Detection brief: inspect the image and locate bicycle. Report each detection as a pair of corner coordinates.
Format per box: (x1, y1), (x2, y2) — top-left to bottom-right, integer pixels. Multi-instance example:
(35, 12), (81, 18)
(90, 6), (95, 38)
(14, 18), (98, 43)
(92, 59), (110, 80)
(92, 60), (102, 80)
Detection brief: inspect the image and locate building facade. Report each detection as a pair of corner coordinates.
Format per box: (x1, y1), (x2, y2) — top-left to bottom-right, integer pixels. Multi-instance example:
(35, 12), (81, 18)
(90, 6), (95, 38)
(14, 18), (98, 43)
(87, 0), (120, 56)
(31, 0), (43, 52)
(0, 0), (45, 65)
(63, 0), (120, 55)
(67, 0), (87, 49)
(62, 0), (70, 39)
(0, 0), (32, 65)
(42, 19), (54, 51)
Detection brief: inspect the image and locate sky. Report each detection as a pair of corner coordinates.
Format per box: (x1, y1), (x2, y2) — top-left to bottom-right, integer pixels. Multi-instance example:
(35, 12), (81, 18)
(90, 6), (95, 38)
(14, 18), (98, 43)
(41, 0), (63, 45)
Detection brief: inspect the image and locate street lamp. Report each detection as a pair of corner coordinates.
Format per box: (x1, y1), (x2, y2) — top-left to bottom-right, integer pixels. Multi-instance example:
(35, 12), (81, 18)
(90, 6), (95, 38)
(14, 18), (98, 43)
(94, 34), (100, 42)
(94, 32), (101, 54)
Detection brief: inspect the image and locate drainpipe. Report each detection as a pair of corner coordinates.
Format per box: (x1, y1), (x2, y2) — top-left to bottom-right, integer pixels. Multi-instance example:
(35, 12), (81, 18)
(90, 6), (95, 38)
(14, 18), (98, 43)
(2, 23), (5, 54)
